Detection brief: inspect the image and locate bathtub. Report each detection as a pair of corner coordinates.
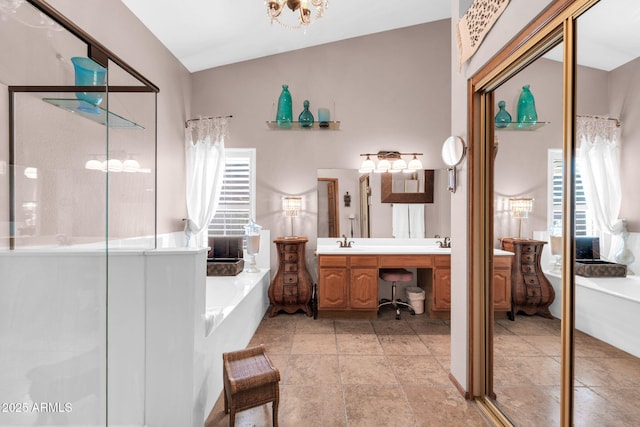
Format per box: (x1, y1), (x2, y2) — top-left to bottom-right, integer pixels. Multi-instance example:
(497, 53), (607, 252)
(546, 272), (640, 358)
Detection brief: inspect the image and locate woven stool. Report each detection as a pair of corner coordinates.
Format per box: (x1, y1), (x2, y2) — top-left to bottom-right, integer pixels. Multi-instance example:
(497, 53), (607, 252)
(223, 344), (280, 427)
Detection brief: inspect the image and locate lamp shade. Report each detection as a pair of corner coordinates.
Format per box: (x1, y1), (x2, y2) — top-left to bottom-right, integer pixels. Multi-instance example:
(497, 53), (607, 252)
(509, 198), (533, 218)
(358, 156), (375, 173)
(406, 155), (423, 171)
(282, 196), (302, 217)
(374, 158), (391, 173)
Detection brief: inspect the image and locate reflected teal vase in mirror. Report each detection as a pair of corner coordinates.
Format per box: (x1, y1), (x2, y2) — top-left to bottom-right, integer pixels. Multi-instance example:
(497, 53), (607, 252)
(495, 100), (512, 128)
(298, 100), (314, 128)
(517, 84), (538, 128)
(71, 57), (107, 114)
(276, 84), (293, 128)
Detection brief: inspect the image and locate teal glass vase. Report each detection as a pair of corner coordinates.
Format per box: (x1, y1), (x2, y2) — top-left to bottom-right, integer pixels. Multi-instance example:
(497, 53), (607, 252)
(298, 100), (314, 128)
(275, 84), (293, 128)
(495, 100), (512, 128)
(71, 57), (107, 114)
(517, 84), (538, 128)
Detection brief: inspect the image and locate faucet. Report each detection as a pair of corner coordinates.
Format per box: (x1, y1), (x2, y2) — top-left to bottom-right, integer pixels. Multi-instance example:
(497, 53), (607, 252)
(437, 237), (451, 248)
(337, 234), (354, 248)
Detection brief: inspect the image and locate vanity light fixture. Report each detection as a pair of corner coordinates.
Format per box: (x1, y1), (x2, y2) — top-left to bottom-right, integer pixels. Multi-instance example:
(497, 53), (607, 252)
(266, 0), (328, 30)
(359, 151), (423, 174)
(509, 197), (534, 238)
(282, 195), (302, 237)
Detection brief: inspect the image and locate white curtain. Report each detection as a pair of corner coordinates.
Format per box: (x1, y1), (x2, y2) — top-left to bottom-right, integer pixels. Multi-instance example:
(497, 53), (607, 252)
(576, 116), (622, 258)
(184, 117), (227, 248)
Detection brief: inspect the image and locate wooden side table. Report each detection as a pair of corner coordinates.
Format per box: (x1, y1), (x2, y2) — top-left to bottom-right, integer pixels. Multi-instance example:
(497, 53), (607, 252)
(500, 238), (555, 319)
(268, 237), (312, 317)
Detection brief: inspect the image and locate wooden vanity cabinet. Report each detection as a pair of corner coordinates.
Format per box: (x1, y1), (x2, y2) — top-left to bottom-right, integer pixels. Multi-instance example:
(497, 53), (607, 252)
(432, 256), (452, 311)
(430, 255), (512, 315)
(318, 253), (512, 319)
(318, 255), (378, 316)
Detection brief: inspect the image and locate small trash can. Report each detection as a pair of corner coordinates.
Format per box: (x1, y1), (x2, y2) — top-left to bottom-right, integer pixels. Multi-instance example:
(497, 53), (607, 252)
(405, 286), (425, 314)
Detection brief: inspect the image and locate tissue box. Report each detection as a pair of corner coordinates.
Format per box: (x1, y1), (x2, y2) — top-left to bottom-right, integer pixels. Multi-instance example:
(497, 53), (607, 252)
(207, 236), (244, 276)
(575, 260), (627, 278)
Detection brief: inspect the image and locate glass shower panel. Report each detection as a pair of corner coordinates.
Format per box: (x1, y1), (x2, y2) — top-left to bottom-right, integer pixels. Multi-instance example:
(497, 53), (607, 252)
(0, 2), (108, 426)
(105, 59), (157, 250)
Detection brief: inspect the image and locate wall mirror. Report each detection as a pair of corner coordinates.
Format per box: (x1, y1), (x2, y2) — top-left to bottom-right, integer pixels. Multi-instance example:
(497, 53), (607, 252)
(470, 0), (640, 425)
(441, 136), (466, 193)
(381, 169), (434, 203)
(318, 168), (450, 239)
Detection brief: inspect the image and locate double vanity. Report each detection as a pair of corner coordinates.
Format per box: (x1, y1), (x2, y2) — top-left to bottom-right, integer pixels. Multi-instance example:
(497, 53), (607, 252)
(316, 238), (513, 319)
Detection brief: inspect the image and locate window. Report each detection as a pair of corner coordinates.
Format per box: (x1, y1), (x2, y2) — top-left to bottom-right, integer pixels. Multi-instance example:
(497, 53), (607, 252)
(208, 148), (256, 236)
(547, 149), (593, 236)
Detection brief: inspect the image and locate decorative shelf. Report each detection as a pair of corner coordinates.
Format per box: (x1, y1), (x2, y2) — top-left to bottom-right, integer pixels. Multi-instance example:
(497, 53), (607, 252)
(43, 98), (144, 129)
(266, 121), (340, 130)
(495, 121), (550, 131)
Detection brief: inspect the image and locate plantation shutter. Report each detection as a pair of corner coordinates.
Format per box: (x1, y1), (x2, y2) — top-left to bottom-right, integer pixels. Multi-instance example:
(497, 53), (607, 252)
(208, 154), (252, 236)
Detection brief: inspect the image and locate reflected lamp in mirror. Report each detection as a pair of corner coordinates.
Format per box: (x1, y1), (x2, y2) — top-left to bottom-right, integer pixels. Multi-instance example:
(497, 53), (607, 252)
(282, 196), (302, 237)
(509, 198), (533, 238)
(441, 136), (466, 193)
(358, 151), (423, 174)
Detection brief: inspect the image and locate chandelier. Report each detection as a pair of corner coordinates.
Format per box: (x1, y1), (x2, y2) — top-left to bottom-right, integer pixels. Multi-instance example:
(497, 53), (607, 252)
(266, 0), (328, 29)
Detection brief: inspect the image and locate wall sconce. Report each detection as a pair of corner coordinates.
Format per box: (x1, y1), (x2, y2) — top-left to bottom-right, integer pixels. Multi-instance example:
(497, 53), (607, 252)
(282, 196), (302, 237)
(358, 151), (423, 174)
(509, 198), (533, 238)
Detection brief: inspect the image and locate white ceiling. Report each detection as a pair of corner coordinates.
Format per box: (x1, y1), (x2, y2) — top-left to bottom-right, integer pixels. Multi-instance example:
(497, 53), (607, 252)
(121, 0), (451, 72)
(121, 0), (640, 74)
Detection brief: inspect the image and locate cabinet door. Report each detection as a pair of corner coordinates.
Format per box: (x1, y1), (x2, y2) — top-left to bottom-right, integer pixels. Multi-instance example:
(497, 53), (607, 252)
(350, 268), (378, 309)
(433, 268), (451, 310)
(318, 268), (348, 309)
(493, 267), (511, 311)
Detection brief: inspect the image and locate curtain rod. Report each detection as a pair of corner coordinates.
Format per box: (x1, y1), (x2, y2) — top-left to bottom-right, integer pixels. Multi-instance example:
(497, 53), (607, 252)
(185, 115), (233, 128)
(577, 114), (621, 127)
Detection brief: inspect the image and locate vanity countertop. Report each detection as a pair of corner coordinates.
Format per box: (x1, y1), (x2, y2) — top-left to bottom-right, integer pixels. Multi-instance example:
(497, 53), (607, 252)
(315, 238), (513, 256)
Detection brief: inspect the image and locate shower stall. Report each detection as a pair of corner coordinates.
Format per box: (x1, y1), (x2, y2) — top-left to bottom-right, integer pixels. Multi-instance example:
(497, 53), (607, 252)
(1, 1), (159, 425)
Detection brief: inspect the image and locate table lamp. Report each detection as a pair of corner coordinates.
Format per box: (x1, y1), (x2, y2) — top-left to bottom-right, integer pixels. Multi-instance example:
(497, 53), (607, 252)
(282, 196), (302, 237)
(509, 198), (533, 238)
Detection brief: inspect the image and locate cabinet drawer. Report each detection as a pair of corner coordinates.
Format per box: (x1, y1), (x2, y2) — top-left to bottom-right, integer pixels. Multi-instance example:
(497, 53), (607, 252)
(380, 255), (432, 268)
(434, 255), (450, 268)
(283, 273), (298, 284)
(284, 252), (298, 262)
(523, 274), (539, 286)
(522, 253), (536, 264)
(319, 256), (347, 267)
(349, 255), (378, 267)
(284, 244), (298, 252)
(521, 244), (539, 254)
(521, 264), (536, 274)
(284, 263), (298, 272)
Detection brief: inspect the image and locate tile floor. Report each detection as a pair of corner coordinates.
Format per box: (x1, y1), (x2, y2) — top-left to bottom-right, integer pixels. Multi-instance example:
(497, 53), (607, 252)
(205, 310), (640, 427)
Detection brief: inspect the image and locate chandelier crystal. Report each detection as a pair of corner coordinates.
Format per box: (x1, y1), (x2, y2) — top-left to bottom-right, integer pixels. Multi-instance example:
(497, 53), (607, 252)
(266, 0), (328, 30)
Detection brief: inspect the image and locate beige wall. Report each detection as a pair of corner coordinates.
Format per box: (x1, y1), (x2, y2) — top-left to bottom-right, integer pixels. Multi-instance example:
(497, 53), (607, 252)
(191, 21), (452, 275)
